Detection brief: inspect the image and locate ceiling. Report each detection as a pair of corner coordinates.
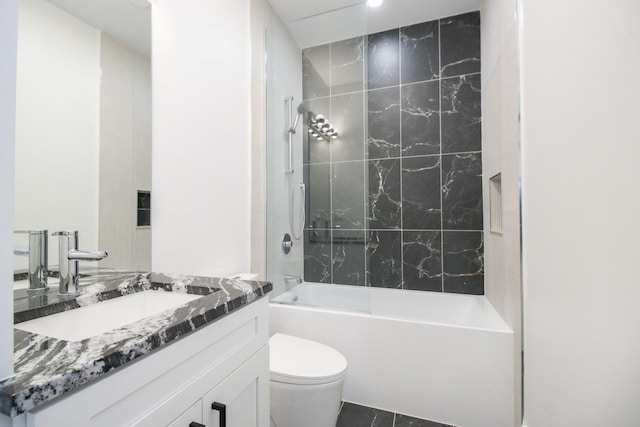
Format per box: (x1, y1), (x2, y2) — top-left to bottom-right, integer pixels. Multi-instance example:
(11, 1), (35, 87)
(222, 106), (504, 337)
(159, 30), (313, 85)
(268, 0), (482, 48)
(267, 0), (363, 23)
(43, 0), (481, 59)
(47, 0), (151, 56)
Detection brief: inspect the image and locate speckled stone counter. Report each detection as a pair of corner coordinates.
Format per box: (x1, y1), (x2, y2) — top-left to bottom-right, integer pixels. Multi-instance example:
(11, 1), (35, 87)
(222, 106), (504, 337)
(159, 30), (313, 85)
(0, 272), (272, 417)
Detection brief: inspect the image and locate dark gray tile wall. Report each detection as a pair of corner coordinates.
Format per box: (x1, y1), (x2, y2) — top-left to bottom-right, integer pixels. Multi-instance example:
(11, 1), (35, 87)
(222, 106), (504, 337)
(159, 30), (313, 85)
(367, 87), (401, 159)
(367, 29), (400, 90)
(367, 230), (403, 288)
(440, 12), (481, 78)
(368, 158), (401, 229)
(333, 230), (366, 285)
(401, 21), (440, 84)
(302, 11), (483, 295)
(403, 231), (442, 292)
(302, 44), (330, 99)
(401, 155), (441, 230)
(401, 80), (440, 156)
(331, 36), (365, 95)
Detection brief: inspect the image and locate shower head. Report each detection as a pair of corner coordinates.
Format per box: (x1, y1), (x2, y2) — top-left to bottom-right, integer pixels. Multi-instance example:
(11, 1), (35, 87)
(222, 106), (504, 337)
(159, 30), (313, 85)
(291, 103), (307, 131)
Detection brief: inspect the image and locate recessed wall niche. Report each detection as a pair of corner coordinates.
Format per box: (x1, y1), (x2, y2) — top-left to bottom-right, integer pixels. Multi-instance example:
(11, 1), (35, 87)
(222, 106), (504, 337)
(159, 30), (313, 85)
(302, 11), (484, 295)
(137, 191), (151, 227)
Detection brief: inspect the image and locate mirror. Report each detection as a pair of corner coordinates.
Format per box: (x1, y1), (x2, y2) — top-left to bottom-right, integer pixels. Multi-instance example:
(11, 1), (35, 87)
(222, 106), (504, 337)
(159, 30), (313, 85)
(13, 0), (152, 284)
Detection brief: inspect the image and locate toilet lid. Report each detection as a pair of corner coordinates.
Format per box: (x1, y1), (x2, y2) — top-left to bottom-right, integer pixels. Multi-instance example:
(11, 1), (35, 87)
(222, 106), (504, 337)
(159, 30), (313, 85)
(270, 333), (348, 385)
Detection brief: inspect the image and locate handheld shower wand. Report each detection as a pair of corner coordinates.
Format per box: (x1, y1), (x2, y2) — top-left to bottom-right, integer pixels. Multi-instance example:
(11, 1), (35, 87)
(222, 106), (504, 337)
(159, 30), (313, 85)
(290, 103), (306, 133)
(284, 97), (306, 241)
(285, 98), (307, 174)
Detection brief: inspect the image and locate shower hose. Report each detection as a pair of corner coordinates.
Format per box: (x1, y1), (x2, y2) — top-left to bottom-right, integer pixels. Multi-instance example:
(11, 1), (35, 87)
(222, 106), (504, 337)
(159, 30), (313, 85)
(288, 173), (305, 240)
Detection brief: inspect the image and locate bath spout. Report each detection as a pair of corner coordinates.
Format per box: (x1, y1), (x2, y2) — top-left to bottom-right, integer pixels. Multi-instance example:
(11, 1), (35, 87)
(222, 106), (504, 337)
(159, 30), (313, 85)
(284, 274), (302, 285)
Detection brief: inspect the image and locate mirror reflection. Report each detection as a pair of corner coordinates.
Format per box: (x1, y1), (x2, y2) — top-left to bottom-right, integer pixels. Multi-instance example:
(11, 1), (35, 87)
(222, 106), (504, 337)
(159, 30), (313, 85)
(13, 0), (152, 287)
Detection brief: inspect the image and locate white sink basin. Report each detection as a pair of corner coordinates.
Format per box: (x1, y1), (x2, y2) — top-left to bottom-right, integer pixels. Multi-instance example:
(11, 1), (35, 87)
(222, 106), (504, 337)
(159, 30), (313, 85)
(15, 290), (202, 342)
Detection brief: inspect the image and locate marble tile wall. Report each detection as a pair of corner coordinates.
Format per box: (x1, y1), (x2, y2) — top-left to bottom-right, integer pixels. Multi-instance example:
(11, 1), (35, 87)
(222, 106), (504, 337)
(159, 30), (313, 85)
(302, 11), (483, 295)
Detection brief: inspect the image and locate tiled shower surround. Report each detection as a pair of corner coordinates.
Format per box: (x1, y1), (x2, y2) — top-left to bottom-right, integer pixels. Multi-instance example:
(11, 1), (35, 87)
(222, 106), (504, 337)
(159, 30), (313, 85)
(302, 12), (483, 295)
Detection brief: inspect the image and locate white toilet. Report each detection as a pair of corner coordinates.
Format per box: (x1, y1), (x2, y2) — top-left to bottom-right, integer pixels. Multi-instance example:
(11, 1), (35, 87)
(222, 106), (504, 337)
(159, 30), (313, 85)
(269, 333), (348, 427)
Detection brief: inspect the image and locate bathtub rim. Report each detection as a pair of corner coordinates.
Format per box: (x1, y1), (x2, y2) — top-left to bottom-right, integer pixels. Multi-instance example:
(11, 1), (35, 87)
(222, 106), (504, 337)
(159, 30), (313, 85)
(270, 283), (512, 334)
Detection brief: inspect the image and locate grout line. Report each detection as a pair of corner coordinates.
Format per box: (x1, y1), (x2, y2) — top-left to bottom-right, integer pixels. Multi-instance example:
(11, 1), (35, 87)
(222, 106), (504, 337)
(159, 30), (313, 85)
(303, 95), (331, 102)
(362, 34), (371, 290)
(363, 35), (369, 289)
(307, 71), (481, 99)
(398, 27), (404, 290)
(438, 18), (445, 293)
(303, 151), (481, 166)
(329, 41), (334, 285)
(304, 228), (483, 232)
(303, 70), (480, 102)
(440, 71), (481, 82)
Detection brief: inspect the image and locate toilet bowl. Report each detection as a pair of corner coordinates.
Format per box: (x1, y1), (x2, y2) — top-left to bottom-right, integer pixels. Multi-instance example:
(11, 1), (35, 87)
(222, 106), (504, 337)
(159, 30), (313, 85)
(269, 333), (347, 427)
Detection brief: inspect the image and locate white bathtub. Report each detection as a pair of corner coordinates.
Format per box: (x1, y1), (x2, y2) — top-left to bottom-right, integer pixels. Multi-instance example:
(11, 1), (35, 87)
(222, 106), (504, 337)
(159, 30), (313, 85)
(270, 283), (514, 427)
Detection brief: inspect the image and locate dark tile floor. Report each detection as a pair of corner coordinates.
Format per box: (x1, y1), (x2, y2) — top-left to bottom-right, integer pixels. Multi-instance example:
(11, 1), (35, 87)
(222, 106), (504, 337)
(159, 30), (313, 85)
(336, 402), (455, 427)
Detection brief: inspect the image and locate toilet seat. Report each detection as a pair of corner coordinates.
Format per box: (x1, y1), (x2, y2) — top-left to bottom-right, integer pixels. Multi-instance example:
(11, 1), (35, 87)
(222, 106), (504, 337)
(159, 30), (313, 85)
(270, 333), (347, 385)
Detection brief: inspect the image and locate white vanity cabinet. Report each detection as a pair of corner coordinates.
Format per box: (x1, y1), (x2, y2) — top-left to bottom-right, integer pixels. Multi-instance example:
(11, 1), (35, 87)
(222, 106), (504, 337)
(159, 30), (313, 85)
(18, 297), (270, 427)
(167, 401), (202, 427)
(139, 346), (268, 427)
(164, 345), (268, 427)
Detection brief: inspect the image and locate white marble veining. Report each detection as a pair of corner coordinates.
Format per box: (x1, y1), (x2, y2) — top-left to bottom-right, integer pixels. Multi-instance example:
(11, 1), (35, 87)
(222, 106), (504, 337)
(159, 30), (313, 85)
(1, 272), (272, 417)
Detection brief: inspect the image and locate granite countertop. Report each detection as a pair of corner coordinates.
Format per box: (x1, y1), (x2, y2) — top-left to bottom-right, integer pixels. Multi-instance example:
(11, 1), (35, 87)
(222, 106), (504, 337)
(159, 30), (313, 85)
(0, 272), (272, 417)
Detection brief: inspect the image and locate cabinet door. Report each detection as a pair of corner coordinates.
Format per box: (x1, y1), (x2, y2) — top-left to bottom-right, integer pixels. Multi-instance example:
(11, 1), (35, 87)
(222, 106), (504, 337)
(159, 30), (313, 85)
(202, 346), (269, 427)
(167, 400), (202, 427)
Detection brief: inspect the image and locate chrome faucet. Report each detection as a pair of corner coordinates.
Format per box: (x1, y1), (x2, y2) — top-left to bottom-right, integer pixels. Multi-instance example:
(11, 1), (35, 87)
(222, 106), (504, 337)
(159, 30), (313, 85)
(13, 230), (49, 293)
(53, 231), (108, 296)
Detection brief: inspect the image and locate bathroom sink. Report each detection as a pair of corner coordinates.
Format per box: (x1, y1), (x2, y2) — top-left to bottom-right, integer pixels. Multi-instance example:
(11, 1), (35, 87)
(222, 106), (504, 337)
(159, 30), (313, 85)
(15, 290), (202, 342)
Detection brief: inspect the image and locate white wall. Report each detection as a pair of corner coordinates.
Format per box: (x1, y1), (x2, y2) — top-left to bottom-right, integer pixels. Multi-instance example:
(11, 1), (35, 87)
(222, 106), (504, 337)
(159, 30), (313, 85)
(520, 0), (640, 426)
(99, 34), (151, 272)
(249, 0), (270, 279)
(480, 0), (521, 424)
(0, 0), (18, 382)
(152, 0), (252, 277)
(14, 0), (100, 270)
